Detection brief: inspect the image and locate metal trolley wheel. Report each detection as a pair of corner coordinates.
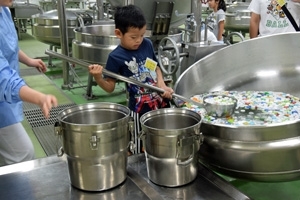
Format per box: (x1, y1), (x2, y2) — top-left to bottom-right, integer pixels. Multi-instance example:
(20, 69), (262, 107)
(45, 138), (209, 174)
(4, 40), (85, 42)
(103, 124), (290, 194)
(157, 36), (181, 75)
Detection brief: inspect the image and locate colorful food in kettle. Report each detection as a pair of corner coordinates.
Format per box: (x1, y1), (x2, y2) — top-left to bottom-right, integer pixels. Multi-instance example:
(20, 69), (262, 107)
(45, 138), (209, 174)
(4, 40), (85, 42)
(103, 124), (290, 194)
(182, 91), (300, 126)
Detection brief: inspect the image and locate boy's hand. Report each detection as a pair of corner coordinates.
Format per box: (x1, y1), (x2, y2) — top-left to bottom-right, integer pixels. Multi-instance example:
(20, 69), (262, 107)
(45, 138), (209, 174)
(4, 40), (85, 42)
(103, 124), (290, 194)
(88, 64), (103, 77)
(160, 86), (174, 99)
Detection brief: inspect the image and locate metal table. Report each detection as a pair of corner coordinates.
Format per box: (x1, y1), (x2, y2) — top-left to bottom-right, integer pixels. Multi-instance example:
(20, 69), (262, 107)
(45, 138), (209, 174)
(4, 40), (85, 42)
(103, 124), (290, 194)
(0, 154), (251, 200)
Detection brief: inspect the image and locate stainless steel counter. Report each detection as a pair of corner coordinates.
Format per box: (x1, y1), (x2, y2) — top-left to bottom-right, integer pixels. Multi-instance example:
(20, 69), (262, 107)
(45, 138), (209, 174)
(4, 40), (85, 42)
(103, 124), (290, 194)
(0, 154), (251, 200)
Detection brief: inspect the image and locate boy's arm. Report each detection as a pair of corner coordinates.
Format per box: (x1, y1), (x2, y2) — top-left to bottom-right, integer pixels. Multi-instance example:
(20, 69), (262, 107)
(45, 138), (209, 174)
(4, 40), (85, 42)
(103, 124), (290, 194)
(155, 67), (173, 99)
(155, 67), (167, 87)
(88, 64), (116, 93)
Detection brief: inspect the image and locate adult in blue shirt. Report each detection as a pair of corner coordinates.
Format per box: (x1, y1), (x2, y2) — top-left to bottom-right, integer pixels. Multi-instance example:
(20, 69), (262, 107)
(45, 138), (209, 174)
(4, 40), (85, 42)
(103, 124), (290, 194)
(0, 1), (58, 166)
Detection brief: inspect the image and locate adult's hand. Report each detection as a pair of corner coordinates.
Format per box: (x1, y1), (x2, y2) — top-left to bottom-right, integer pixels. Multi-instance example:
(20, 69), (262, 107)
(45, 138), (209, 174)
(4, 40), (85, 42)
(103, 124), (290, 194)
(19, 86), (58, 118)
(38, 94), (58, 118)
(28, 58), (47, 73)
(18, 50), (47, 73)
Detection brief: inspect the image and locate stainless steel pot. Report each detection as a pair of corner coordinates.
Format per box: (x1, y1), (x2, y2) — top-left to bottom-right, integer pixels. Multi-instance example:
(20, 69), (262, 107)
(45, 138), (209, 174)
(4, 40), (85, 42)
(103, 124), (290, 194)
(72, 25), (183, 65)
(32, 9), (95, 46)
(225, 2), (250, 33)
(55, 102), (132, 191)
(72, 22), (118, 65)
(199, 122), (300, 182)
(140, 108), (203, 187)
(173, 32), (300, 182)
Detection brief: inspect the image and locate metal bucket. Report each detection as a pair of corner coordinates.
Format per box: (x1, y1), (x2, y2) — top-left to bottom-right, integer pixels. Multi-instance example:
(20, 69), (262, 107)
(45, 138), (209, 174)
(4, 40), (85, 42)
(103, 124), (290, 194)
(55, 102), (131, 191)
(140, 108), (203, 187)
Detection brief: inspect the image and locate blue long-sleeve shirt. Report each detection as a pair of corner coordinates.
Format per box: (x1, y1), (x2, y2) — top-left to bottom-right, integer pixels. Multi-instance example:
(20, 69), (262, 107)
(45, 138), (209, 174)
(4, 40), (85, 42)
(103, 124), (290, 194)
(0, 7), (26, 128)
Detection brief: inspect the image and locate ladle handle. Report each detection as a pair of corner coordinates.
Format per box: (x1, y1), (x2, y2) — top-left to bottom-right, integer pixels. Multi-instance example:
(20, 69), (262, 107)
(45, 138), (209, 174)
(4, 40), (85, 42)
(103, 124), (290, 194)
(44, 49), (205, 108)
(45, 49), (167, 94)
(172, 93), (204, 108)
(45, 49), (206, 108)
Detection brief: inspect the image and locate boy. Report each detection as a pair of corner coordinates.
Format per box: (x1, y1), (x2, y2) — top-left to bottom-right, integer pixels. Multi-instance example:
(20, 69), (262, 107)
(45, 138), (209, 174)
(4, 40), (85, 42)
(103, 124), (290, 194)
(88, 5), (173, 154)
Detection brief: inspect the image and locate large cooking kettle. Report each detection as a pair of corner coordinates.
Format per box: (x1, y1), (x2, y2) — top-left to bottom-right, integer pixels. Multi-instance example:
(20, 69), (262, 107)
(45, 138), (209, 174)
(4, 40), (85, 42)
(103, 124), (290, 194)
(173, 32), (300, 182)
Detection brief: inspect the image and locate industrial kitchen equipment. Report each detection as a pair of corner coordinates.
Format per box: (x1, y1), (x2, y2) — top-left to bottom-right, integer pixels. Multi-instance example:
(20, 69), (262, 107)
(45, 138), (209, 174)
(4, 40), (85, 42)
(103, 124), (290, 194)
(174, 32), (300, 182)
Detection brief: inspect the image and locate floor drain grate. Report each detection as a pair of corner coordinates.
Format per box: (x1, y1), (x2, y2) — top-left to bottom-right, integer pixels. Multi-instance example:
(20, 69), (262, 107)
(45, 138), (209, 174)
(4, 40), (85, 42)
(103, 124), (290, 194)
(24, 103), (77, 156)
(32, 125), (62, 156)
(24, 103), (77, 128)
(23, 102), (39, 111)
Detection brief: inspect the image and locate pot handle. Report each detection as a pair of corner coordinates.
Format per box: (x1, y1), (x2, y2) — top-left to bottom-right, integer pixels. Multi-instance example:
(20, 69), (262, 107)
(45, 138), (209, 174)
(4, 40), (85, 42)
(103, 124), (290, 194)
(176, 136), (195, 166)
(195, 131), (204, 151)
(127, 118), (136, 154)
(54, 122), (64, 157)
(177, 152), (194, 166)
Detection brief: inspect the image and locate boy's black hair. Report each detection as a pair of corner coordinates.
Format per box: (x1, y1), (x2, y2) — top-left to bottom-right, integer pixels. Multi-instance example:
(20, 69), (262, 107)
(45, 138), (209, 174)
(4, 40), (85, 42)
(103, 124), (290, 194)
(114, 5), (147, 34)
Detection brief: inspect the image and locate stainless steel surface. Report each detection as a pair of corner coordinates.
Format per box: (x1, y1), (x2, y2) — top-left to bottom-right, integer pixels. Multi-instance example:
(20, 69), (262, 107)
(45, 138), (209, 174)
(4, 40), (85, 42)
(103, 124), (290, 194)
(56, 102), (131, 191)
(180, 41), (227, 74)
(173, 32), (300, 182)
(140, 108), (202, 187)
(190, 0), (202, 42)
(31, 9), (95, 46)
(0, 154), (251, 200)
(39, 0), (84, 11)
(225, 2), (250, 33)
(57, 0), (71, 89)
(72, 24), (182, 68)
(174, 33), (300, 98)
(11, 2), (43, 18)
(203, 94), (237, 117)
(108, 0), (191, 29)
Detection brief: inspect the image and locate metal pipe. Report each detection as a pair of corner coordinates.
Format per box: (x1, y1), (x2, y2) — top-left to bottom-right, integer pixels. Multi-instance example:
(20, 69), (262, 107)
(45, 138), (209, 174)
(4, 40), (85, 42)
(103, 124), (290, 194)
(96, 0), (104, 20)
(45, 49), (204, 107)
(191, 0), (202, 42)
(127, 0), (134, 4)
(57, 0), (71, 89)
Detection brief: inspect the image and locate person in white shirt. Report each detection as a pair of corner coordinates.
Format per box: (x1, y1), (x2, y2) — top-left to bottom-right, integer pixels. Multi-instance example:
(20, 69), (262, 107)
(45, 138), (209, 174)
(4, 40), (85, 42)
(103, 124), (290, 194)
(248, 0), (300, 38)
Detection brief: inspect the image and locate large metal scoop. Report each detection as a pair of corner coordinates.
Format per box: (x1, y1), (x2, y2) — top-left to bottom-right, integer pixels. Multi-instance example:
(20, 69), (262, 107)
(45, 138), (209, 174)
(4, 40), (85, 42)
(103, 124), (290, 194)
(45, 50), (204, 106)
(45, 50), (236, 117)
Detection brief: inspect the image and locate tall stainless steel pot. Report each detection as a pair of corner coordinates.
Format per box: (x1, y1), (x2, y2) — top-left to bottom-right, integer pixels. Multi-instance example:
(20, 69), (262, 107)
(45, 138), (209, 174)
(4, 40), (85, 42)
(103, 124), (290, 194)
(173, 32), (300, 182)
(55, 102), (131, 191)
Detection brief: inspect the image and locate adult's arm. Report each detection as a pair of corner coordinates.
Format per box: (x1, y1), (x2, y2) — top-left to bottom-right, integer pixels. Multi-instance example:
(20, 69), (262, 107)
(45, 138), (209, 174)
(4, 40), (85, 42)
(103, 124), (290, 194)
(19, 85), (58, 118)
(249, 12), (260, 38)
(18, 50), (47, 73)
